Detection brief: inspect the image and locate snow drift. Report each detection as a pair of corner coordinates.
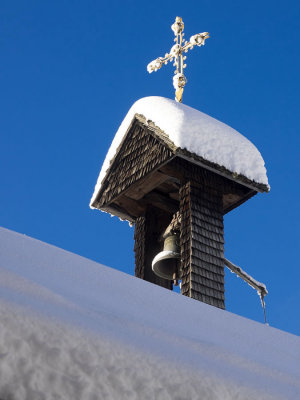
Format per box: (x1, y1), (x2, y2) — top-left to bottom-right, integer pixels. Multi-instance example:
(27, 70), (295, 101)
(0, 227), (299, 400)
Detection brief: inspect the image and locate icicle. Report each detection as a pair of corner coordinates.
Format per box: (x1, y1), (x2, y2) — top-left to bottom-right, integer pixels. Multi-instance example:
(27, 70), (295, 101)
(224, 258), (269, 325)
(259, 292), (268, 325)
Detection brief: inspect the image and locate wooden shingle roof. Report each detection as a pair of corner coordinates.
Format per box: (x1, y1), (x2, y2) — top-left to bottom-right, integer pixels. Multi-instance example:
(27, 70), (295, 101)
(91, 97), (269, 211)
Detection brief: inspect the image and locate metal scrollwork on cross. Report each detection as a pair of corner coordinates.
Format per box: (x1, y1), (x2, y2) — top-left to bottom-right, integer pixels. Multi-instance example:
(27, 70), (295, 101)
(147, 17), (209, 103)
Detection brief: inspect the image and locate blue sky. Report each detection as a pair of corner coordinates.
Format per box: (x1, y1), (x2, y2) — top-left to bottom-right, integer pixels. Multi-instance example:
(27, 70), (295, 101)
(1, 0), (299, 335)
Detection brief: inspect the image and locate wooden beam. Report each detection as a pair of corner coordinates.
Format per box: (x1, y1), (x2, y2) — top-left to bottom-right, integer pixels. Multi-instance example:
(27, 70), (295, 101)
(159, 163), (184, 181)
(125, 170), (171, 200)
(223, 190), (256, 214)
(101, 205), (135, 223)
(114, 195), (146, 218)
(143, 191), (179, 214)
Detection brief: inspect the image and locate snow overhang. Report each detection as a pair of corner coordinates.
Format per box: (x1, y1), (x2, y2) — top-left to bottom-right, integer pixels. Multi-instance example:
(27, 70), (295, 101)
(91, 96), (269, 207)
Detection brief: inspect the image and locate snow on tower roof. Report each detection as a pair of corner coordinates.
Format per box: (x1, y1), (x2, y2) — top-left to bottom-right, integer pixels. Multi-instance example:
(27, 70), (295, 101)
(0, 226), (299, 399)
(91, 96), (269, 206)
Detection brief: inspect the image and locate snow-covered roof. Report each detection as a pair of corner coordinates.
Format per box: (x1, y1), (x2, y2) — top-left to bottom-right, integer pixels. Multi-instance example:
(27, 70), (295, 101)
(91, 97), (269, 206)
(0, 226), (299, 399)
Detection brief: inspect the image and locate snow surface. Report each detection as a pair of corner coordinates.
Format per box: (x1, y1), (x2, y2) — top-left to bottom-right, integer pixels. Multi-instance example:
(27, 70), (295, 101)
(91, 97), (269, 206)
(1, 227), (299, 400)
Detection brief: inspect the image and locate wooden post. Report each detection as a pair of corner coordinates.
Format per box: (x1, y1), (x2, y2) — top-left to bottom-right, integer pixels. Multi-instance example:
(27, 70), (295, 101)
(179, 181), (225, 309)
(134, 205), (173, 290)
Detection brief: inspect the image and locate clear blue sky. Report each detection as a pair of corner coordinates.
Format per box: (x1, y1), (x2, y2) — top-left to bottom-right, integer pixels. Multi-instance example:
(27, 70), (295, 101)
(1, 0), (299, 335)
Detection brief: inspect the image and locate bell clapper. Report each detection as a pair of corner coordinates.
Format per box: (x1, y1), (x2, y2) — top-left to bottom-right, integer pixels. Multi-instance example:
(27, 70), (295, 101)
(173, 272), (179, 286)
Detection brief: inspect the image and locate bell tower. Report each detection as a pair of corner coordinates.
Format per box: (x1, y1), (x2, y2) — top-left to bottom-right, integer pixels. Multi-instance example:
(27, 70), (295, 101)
(90, 97), (269, 309)
(91, 18), (269, 310)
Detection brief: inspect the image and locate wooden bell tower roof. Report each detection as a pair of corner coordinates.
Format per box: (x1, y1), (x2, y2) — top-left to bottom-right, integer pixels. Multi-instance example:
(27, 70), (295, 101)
(90, 97), (269, 222)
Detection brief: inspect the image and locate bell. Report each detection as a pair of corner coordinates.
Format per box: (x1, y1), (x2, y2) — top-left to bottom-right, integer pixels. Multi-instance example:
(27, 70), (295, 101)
(152, 234), (180, 280)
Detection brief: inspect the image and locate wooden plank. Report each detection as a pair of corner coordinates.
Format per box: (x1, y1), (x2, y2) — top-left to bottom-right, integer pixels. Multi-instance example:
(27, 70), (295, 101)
(113, 195), (146, 218)
(223, 190), (256, 214)
(125, 170), (171, 200)
(101, 205), (135, 223)
(169, 192), (180, 201)
(159, 163), (184, 181)
(143, 191), (179, 214)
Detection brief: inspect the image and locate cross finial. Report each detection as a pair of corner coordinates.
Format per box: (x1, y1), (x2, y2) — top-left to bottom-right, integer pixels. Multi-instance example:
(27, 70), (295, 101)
(147, 17), (209, 103)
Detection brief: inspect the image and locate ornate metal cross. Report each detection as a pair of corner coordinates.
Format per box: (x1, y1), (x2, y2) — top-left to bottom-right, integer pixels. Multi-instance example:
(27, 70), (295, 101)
(147, 17), (209, 103)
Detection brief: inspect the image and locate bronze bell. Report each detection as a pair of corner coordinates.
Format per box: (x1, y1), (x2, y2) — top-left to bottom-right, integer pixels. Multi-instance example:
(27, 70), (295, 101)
(152, 234), (180, 281)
